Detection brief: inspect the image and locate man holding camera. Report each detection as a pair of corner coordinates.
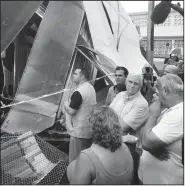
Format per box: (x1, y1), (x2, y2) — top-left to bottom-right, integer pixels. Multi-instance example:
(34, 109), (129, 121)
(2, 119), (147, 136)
(141, 66), (156, 104)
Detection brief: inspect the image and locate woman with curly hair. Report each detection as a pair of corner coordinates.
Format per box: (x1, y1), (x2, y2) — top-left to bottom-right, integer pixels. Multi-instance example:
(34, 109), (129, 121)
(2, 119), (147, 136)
(67, 106), (133, 184)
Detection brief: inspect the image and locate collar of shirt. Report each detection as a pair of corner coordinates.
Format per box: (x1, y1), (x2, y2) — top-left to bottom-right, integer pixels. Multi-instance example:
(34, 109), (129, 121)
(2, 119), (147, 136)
(77, 81), (88, 88)
(157, 102), (183, 123)
(166, 101), (183, 113)
(124, 91), (140, 102)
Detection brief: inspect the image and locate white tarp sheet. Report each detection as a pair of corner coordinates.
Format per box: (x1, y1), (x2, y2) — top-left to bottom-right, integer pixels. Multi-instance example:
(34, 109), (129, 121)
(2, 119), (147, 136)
(83, 1), (124, 68)
(84, 1), (155, 74)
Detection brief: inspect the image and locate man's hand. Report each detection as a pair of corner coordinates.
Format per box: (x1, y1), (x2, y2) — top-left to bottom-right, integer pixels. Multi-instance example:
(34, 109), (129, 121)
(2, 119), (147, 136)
(149, 100), (161, 119)
(151, 148), (170, 161)
(59, 114), (66, 127)
(144, 80), (152, 88)
(152, 93), (159, 102)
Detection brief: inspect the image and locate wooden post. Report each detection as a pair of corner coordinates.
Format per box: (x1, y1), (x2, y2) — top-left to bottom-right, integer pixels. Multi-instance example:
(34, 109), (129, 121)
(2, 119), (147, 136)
(147, 1), (155, 68)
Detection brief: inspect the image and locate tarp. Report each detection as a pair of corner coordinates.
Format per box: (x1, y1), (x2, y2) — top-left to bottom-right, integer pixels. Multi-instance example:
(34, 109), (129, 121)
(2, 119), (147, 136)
(83, 1), (124, 68)
(1, 1), (85, 134)
(83, 1), (156, 75)
(1, 1), (42, 54)
(102, 1), (156, 74)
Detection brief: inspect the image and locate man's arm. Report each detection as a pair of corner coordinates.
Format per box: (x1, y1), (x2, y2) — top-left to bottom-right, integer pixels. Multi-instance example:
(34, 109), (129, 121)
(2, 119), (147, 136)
(139, 115), (166, 152)
(64, 91), (82, 115)
(119, 118), (132, 135)
(64, 111), (73, 132)
(138, 100), (165, 152)
(139, 101), (183, 156)
(120, 102), (149, 135)
(64, 103), (77, 115)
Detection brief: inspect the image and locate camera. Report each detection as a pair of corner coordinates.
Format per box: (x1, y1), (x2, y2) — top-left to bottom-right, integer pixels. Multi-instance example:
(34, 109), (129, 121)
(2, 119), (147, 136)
(143, 67), (153, 81)
(145, 67), (152, 74)
(142, 67), (157, 87)
(143, 73), (152, 81)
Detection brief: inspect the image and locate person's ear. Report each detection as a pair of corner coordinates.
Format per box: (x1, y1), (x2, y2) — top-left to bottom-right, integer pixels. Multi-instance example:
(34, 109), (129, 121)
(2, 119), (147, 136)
(81, 74), (85, 81)
(163, 86), (168, 96)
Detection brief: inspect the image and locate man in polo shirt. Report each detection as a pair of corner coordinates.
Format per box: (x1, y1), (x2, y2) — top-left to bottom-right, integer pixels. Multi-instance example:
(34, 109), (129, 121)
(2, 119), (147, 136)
(110, 73), (149, 184)
(105, 66), (129, 106)
(110, 74), (148, 134)
(64, 68), (96, 163)
(138, 74), (183, 184)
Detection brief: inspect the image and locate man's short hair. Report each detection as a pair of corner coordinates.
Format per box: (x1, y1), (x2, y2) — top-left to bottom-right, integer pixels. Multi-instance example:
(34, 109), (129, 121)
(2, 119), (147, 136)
(127, 73), (143, 88)
(77, 68), (90, 80)
(164, 65), (179, 75)
(115, 66), (129, 77)
(158, 74), (183, 95)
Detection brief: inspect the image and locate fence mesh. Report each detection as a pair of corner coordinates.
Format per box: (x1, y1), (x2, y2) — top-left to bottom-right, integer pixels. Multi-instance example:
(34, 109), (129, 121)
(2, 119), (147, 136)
(1, 130), (69, 185)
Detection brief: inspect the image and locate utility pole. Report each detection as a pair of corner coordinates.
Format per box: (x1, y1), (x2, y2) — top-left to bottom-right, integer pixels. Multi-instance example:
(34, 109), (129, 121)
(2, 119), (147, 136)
(147, 1), (155, 68)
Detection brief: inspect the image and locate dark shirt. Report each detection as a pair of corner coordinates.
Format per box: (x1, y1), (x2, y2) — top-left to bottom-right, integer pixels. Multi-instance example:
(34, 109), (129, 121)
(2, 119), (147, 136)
(69, 91), (82, 110)
(114, 84), (126, 93)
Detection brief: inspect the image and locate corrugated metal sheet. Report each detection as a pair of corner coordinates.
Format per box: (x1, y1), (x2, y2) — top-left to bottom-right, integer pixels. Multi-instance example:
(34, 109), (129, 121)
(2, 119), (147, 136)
(1, 1), (85, 134)
(1, 1), (42, 54)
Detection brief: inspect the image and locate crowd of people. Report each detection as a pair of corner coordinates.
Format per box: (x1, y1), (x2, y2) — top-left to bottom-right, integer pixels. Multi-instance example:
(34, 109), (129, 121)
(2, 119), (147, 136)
(164, 54), (184, 82)
(60, 53), (184, 185)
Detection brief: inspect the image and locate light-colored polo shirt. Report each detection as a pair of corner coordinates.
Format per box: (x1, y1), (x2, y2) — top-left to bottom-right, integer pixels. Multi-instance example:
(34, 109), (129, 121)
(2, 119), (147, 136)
(110, 91), (149, 131)
(138, 102), (183, 184)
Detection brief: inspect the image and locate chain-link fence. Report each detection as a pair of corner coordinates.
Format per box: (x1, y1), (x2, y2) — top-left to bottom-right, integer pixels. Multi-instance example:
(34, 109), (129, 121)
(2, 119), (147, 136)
(1, 130), (69, 185)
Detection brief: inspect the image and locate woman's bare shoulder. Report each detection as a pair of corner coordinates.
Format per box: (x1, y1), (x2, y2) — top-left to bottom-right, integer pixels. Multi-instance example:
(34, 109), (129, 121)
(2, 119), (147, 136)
(67, 150), (95, 184)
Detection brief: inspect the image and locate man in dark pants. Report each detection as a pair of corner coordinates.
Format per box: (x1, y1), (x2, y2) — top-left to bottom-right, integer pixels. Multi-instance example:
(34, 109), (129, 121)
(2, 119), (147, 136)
(64, 68), (96, 163)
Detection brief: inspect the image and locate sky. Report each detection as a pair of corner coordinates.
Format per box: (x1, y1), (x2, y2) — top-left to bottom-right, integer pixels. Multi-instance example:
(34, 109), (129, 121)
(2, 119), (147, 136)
(121, 1), (184, 13)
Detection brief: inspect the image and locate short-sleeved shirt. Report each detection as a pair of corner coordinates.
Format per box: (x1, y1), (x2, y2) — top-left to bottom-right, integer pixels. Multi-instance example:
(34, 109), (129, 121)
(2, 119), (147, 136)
(138, 102), (183, 184)
(69, 91), (82, 110)
(110, 91), (148, 131)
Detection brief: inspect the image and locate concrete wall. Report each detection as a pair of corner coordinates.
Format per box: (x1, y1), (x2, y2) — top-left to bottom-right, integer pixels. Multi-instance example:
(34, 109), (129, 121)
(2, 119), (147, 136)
(129, 10), (183, 37)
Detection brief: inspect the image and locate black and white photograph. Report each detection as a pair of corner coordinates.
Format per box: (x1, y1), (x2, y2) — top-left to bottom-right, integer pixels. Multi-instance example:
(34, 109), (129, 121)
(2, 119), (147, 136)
(0, 1), (184, 185)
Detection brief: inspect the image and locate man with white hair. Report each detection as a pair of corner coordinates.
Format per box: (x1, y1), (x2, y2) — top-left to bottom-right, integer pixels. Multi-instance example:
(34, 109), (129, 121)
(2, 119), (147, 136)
(138, 74), (183, 184)
(110, 73), (148, 134)
(163, 64), (179, 75)
(152, 64), (179, 102)
(110, 73), (148, 184)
